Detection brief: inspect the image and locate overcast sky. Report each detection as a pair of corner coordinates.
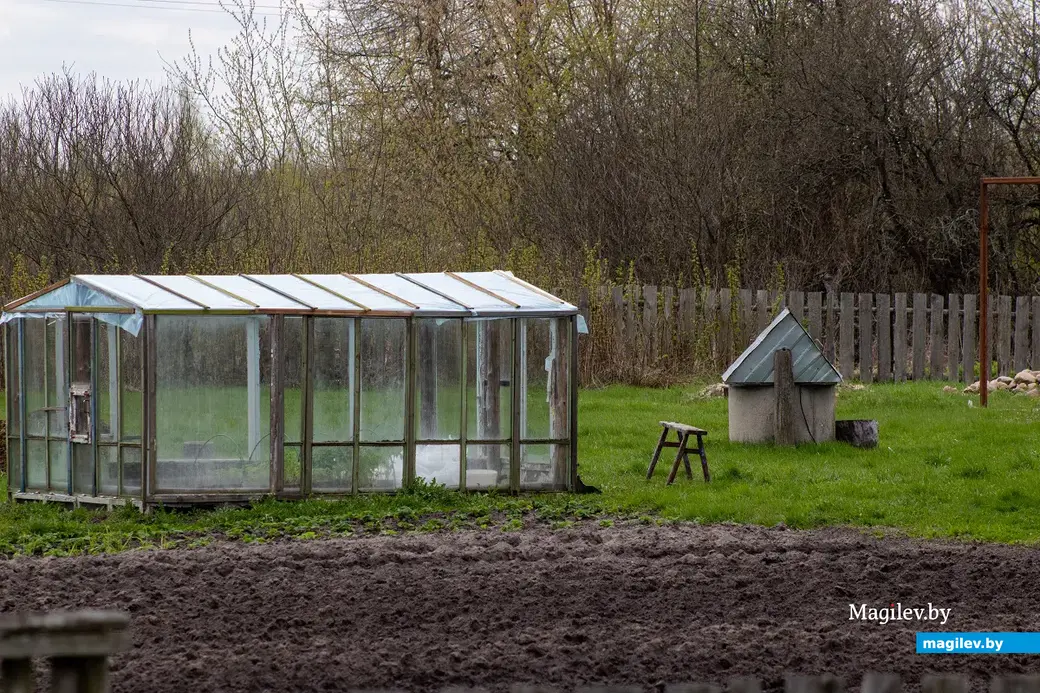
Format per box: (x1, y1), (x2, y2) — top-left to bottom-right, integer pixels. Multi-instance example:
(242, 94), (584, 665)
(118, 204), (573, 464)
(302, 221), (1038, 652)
(0, 0), (267, 100)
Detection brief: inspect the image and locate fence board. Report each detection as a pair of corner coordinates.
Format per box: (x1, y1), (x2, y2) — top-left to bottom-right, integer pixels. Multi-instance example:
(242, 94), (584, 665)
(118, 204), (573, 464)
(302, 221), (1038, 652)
(839, 293), (855, 379)
(1015, 295), (1030, 373)
(962, 294), (976, 384)
(789, 291), (805, 324)
(947, 294), (960, 382)
(1033, 297), (1040, 370)
(756, 289), (769, 334)
(625, 284), (637, 348)
(739, 288), (753, 345)
(929, 294), (944, 378)
(807, 292), (823, 342)
(987, 293), (996, 379)
(662, 286), (674, 358)
(877, 293), (891, 382)
(719, 288), (732, 367)
(824, 292), (837, 362)
(858, 293), (873, 383)
(703, 289), (718, 367)
(999, 295), (1012, 376)
(678, 288), (695, 353)
(912, 293), (927, 380)
(893, 292), (907, 382)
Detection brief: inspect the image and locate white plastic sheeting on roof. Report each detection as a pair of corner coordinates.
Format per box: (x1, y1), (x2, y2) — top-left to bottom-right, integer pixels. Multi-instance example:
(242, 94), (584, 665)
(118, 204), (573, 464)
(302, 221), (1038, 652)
(3, 271), (579, 319)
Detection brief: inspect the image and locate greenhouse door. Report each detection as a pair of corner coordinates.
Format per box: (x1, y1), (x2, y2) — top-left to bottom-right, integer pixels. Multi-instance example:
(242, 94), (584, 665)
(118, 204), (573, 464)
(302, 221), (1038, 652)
(68, 316), (95, 494)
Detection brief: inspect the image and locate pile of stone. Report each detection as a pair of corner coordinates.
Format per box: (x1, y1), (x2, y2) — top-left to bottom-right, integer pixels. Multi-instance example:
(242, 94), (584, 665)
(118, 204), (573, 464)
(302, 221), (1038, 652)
(961, 370), (1040, 396)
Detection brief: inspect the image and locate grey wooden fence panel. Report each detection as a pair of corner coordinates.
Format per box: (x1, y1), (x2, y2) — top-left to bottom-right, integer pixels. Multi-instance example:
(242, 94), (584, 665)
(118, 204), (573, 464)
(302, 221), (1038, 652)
(929, 294), (944, 378)
(678, 288), (695, 353)
(858, 293), (873, 383)
(911, 293), (927, 380)
(825, 292), (837, 362)
(662, 286), (674, 358)
(999, 295), (1013, 375)
(877, 293), (891, 382)
(625, 284), (637, 347)
(1015, 295), (1030, 373)
(704, 289), (718, 366)
(610, 286), (625, 349)
(719, 288), (732, 367)
(839, 293), (855, 379)
(986, 293), (996, 379)
(893, 292), (908, 382)
(807, 292), (823, 342)
(738, 288), (752, 344)
(1033, 296), (1040, 370)
(789, 291), (805, 324)
(947, 293), (960, 382)
(963, 294), (976, 384)
(643, 285), (658, 362)
(756, 289), (769, 334)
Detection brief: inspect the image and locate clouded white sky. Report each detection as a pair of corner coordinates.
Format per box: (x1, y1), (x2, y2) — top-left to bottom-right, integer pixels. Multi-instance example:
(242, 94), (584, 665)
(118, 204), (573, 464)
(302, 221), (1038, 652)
(0, 0), (272, 99)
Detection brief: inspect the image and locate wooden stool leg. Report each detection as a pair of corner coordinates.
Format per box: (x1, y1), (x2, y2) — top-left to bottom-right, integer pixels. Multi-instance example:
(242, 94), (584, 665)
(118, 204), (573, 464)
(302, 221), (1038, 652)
(646, 427), (669, 479)
(682, 448), (694, 480)
(666, 432), (689, 485)
(697, 434), (710, 482)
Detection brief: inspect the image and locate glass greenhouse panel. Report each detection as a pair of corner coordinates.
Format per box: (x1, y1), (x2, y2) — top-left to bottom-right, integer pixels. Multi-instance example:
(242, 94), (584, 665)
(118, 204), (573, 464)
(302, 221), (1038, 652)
(24, 319), (46, 438)
(466, 319), (512, 440)
(7, 322), (21, 435)
(120, 329), (143, 444)
(99, 446), (119, 495)
(122, 447), (142, 495)
(465, 444), (509, 490)
(45, 316), (67, 437)
(359, 446), (404, 490)
(359, 319), (406, 442)
(48, 440), (66, 492)
(140, 275), (253, 310)
(352, 275), (465, 313)
(457, 272), (566, 311)
(283, 445), (302, 491)
(7, 439), (20, 492)
(198, 275), (309, 310)
(313, 318), (354, 442)
(311, 446), (353, 492)
(26, 439), (47, 490)
(522, 318), (570, 440)
(97, 323), (118, 444)
(406, 274), (513, 311)
(301, 275), (413, 312)
(154, 316), (270, 492)
(72, 444), (92, 494)
(283, 317), (304, 444)
(520, 444), (569, 490)
(416, 444), (461, 487)
(415, 319), (462, 441)
(243, 275), (359, 311)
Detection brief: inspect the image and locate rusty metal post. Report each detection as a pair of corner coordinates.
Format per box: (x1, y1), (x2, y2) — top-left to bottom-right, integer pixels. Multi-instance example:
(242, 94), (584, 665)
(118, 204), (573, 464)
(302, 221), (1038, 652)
(980, 180), (989, 408)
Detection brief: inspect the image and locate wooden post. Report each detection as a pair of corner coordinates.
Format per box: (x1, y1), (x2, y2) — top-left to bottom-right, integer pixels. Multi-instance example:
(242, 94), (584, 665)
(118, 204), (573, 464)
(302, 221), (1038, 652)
(911, 292), (927, 380)
(789, 291), (805, 324)
(1014, 295), (1030, 373)
(825, 291), (836, 362)
(774, 349), (795, 446)
(929, 294), (944, 379)
(893, 292), (908, 382)
(839, 293), (855, 379)
(877, 293), (891, 382)
(947, 294), (961, 382)
(963, 294), (977, 384)
(858, 293), (873, 384)
(643, 285), (658, 363)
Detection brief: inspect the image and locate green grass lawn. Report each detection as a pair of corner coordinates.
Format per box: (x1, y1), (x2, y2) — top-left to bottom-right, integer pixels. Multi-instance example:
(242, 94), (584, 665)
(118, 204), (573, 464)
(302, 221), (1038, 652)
(1, 381), (1040, 555)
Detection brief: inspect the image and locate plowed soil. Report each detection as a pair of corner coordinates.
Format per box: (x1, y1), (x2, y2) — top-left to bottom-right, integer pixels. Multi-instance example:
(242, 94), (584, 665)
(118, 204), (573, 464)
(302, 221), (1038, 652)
(2, 523), (1039, 692)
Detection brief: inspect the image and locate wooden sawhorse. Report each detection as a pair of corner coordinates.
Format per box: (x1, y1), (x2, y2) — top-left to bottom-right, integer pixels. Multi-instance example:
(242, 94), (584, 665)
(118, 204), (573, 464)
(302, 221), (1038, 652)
(646, 421), (710, 484)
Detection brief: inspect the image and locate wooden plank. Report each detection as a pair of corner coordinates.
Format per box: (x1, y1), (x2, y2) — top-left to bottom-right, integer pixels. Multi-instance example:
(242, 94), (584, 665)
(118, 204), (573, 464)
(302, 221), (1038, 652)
(774, 349), (796, 446)
(893, 292), (907, 382)
(962, 294), (977, 384)
(719, 288), (732, 367)
(677, 287), (693, 355)
(911, 292), (927, 381)
(1032, 296), (1040, 369)
(861, 673), (900, 693)
(1014, 295), (1030, 372)
(807, 292), (823, 342)
(858, 293), (873, 383)
(929, 294), (944, 379)
(662, 285), (675, 358)
(839, 292), (855, 379)
(643, 285), (658, 362)
(739, 288), (754, 344)
(946, 294), (960, 382)
(625, 284), (637, 348)
(703, 289), (718, 366)
(998, 294), (1012, 376)
(611, 286), (625, 348)
(756, 289), (769, 334)
(824, 292), (837, 362)
(877, 293), (891, 382)
(789, 290), (805, 324)
(986, 293), (996, 379)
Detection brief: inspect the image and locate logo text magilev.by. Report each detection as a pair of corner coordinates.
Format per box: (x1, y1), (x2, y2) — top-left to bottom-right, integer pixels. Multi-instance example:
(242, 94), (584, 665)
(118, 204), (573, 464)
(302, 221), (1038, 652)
(849, 603), (951, 625)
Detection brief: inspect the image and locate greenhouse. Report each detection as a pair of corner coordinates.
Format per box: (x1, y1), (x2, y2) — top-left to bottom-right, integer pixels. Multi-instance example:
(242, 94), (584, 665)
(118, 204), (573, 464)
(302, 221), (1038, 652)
(2, 271), (581, 508)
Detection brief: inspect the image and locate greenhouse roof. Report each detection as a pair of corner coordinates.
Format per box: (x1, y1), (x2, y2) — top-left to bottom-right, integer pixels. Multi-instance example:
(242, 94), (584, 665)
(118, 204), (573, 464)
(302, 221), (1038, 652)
(3, 271), (578, 318)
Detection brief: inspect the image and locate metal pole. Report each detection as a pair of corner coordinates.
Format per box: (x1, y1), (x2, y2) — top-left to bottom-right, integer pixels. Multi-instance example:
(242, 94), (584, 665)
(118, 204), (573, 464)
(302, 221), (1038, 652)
(980, 180), (989, 408)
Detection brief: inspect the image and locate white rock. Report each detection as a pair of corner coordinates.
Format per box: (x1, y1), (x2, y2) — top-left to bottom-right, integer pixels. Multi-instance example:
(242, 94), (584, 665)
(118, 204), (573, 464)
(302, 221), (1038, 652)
(997, 375), (1015, 385)
(1015, 369), (1037, 384)
(942, 385), (959, 394)
(964, 381), (980, 394)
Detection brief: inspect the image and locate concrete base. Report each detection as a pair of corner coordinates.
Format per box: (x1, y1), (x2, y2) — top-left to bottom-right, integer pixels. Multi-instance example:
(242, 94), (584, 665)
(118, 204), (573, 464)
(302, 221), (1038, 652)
(728, 384), (836, 443)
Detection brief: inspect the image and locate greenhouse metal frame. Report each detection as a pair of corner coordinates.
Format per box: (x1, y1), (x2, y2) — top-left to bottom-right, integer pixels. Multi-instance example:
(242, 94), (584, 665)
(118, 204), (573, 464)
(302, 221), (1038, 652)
(2, 271), (580, 509)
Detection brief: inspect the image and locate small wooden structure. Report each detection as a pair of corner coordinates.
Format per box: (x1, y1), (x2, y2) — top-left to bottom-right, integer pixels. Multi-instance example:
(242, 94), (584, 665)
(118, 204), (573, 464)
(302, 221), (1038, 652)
(0, 610), (129, 693)
(646, 421), (710, 484)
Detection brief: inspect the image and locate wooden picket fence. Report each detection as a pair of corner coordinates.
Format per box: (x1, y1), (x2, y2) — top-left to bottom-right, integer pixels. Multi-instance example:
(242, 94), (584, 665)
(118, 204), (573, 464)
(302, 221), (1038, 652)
(577, 286), (1040, 384)
(351, 674), (1040, 693)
